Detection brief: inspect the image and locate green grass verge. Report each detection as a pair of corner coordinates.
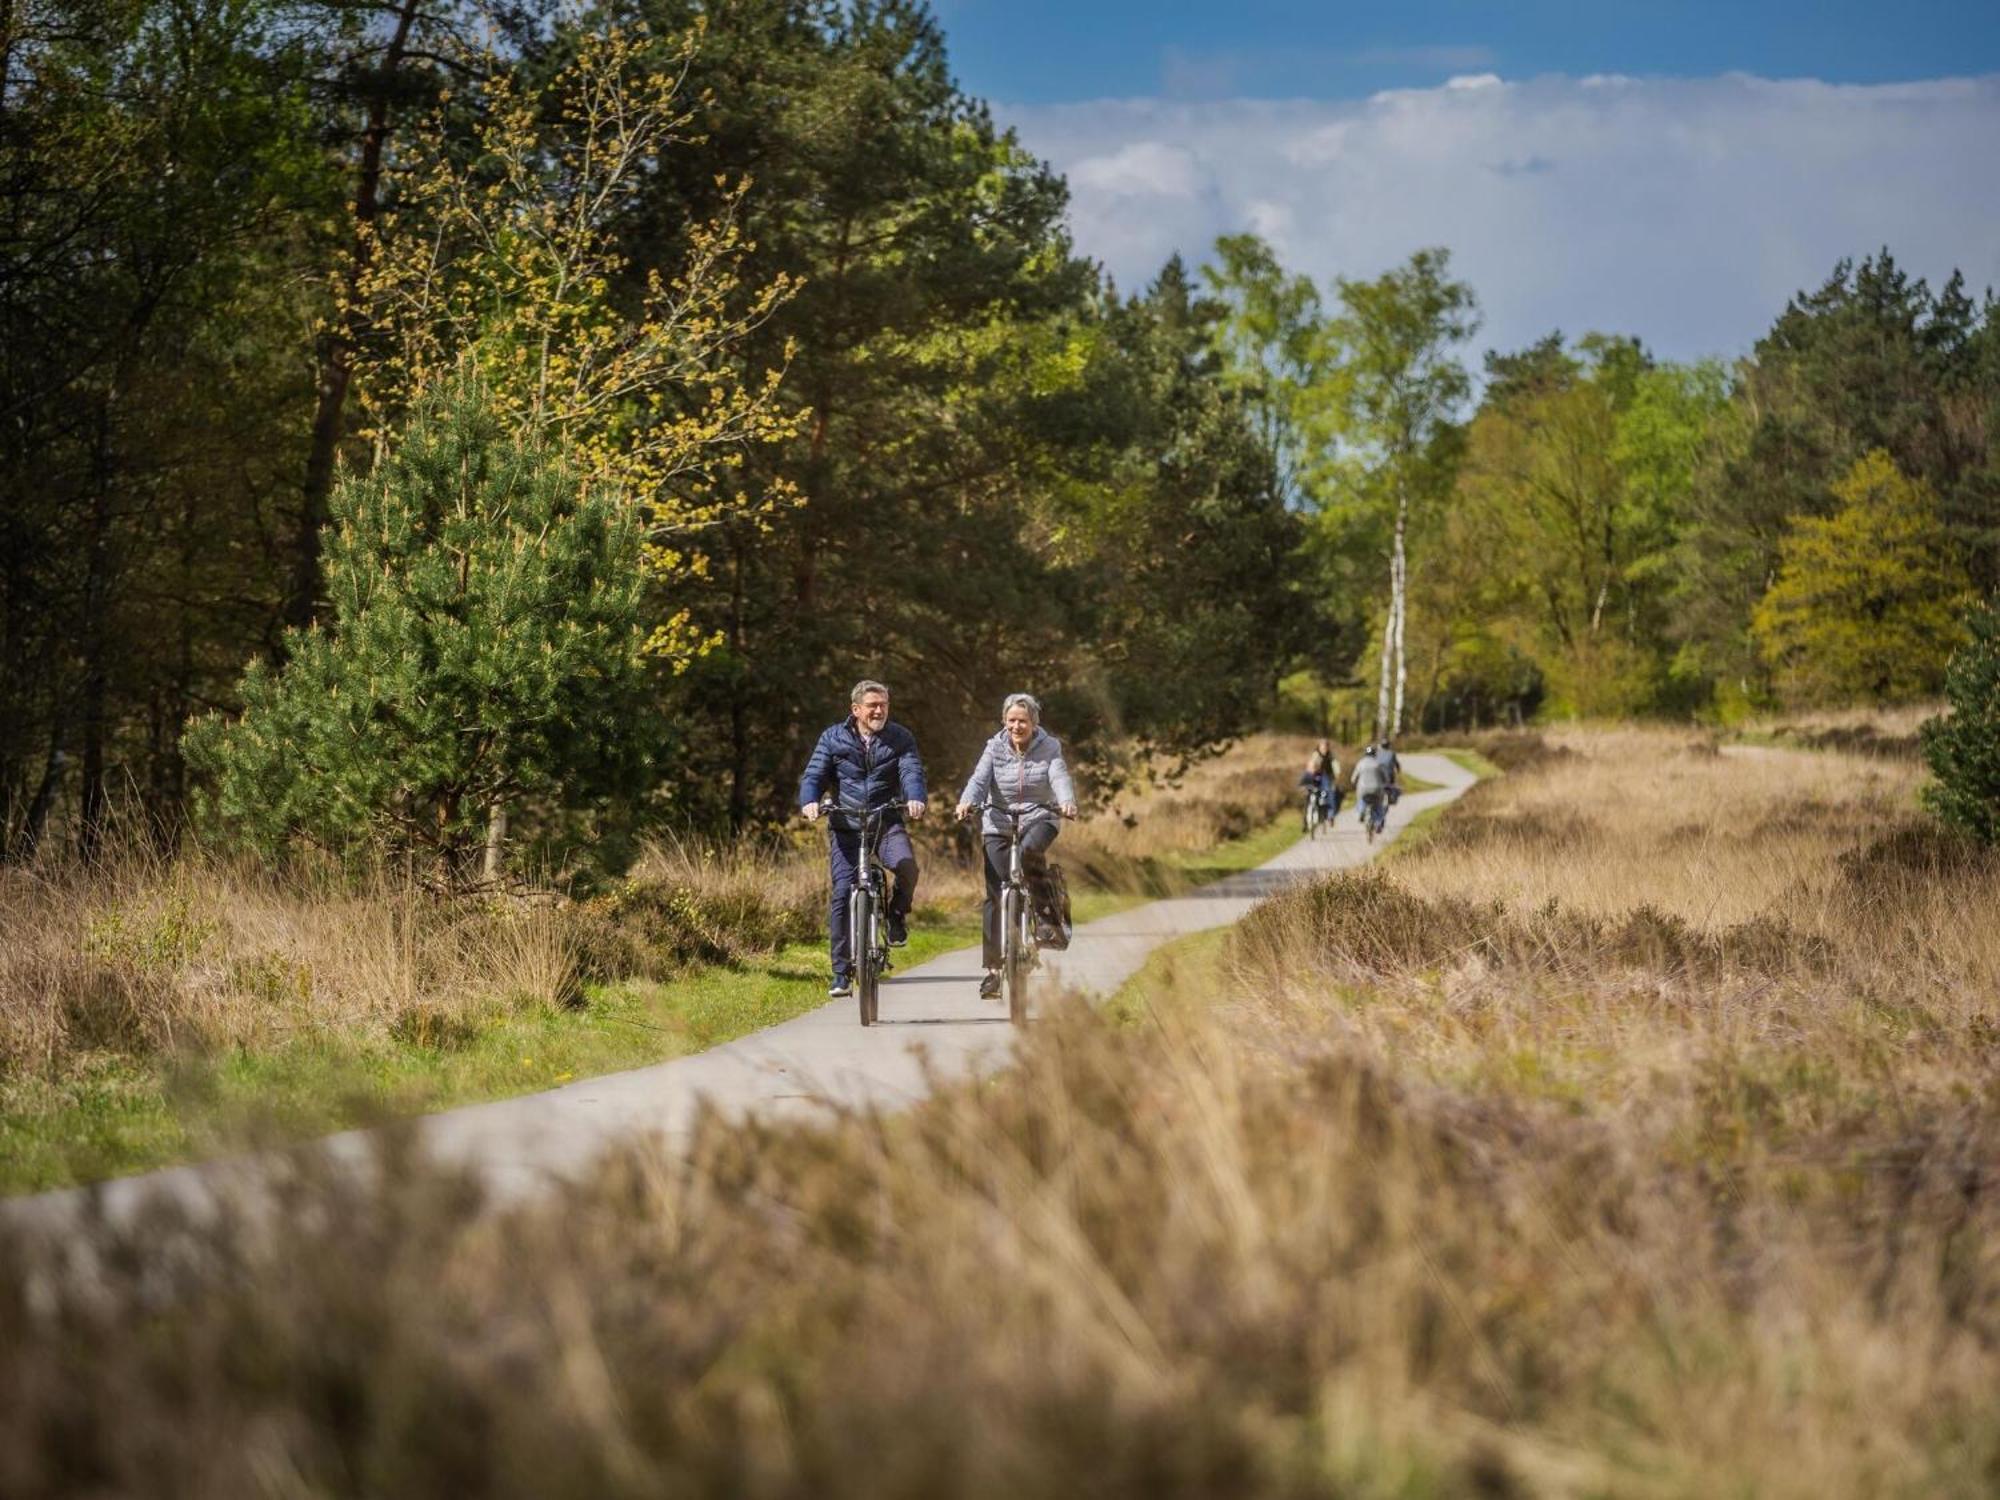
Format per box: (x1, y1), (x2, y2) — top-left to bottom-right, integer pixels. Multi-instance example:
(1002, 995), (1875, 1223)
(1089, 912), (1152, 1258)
(0, 922), (977, 1196)
(1104, 925), (1233, 1026)
(1138, 807), (1311, 889)
(1439, 747), (1505, 780)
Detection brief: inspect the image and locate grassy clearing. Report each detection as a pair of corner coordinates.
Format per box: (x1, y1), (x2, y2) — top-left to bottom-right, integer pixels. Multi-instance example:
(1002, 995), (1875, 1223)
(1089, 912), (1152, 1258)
(6, 721), (1991, 1496)
(0, 735), (1314, 1193)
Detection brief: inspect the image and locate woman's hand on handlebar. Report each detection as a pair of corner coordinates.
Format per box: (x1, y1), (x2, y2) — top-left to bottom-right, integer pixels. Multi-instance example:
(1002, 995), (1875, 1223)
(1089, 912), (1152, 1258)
(801, 800), (821, 822)
(906, 799), (927, 821)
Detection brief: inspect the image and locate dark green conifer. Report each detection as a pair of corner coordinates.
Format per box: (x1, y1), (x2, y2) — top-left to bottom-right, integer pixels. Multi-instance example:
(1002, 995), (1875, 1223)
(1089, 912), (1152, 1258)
(186, 371), (647, 879)
(1922, 597), (2000, 845)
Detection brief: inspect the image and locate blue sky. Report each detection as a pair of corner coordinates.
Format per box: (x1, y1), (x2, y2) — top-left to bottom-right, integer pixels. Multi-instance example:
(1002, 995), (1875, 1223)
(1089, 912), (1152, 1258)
(938, 2), (2000, 361)
(943, 0), (2000, 104)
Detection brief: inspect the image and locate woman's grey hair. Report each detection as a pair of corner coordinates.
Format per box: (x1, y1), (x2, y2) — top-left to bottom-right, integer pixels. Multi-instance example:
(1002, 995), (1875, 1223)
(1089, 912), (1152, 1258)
(850, 678), (890, 705)
(1001, 692), (1041, 724)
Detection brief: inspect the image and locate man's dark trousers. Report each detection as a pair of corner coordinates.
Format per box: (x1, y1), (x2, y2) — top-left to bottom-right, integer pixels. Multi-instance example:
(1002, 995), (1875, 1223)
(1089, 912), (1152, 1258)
(829, 822), (918, 978)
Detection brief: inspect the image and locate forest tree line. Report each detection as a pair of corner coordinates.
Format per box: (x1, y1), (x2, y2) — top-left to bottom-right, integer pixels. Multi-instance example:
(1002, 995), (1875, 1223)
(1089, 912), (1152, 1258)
(6, 0), (1998, 872)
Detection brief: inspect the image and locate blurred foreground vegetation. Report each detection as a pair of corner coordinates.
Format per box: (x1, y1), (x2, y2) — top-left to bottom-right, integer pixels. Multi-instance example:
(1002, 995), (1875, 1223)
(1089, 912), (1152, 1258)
(5, 724), (1996, 1497)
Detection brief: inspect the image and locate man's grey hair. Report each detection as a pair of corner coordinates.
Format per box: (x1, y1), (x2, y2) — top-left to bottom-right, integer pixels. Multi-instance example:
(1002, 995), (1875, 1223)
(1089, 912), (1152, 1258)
(1002, 692), (1041, 724)
(850, 679), (890, 705)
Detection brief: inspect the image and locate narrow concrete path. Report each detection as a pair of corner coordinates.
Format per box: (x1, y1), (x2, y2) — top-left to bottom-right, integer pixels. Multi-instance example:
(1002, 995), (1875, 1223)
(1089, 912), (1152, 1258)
(10, 753), (1474, 1227)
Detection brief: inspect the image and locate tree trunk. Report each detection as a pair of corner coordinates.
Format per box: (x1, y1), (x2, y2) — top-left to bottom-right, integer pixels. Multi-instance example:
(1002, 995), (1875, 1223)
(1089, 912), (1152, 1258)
(1376, 488), (1409, 740)
(1390, 513), (1408, 736)
(727, 538), (751, 833)
(1374, 581), (1394, 743)
(77, 400), (113, 864)
(19, 717), (67, 861)
(78, 666), (106, 863)
(292, 0), (423, 637)
(482, 801), (509, 885)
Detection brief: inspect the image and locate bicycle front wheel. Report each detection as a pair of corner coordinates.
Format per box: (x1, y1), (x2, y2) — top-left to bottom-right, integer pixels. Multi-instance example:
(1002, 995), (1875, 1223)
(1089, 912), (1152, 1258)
(849, 888), (877, 1025)
(1002, 886), (1030, 1025)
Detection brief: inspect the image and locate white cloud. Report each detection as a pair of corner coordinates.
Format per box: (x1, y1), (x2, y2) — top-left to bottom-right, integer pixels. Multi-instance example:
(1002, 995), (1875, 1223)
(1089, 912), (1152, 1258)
(1067, 140), (1206, 199)
(1004, 73), (2000, 362)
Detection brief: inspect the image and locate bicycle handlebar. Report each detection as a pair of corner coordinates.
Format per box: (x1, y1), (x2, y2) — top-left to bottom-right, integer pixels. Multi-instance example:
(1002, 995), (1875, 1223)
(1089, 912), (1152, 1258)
(964, 799), (1077, 824)
(820, 798), (904, 828)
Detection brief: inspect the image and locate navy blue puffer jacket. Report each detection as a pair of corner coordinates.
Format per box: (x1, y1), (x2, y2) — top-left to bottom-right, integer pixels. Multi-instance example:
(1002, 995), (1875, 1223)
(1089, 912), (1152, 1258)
(797, 717), (928, 817)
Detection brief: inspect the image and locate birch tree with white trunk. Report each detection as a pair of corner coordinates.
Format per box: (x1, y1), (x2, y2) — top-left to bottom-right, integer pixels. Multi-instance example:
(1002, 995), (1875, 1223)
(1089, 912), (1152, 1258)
(1326, 250), (1478, 740)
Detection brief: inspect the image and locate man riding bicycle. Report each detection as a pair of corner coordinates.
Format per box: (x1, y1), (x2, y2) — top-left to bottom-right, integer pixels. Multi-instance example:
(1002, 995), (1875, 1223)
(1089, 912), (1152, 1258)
(799, 679), (928, 997)
(1353, 742), (1389, 836)
(956, 693), (1077, 1000)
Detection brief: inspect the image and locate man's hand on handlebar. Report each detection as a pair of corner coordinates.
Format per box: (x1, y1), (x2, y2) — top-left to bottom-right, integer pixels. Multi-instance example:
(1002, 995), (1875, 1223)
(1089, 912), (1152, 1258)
(1060, 803), (1078, 820)
(804, 798), (923, 822)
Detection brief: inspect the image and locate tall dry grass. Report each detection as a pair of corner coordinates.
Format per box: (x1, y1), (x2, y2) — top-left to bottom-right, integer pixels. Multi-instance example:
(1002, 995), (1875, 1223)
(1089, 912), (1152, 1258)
(5, 727), (1993, 1495)
(0, 851), (589, 1076)
(1734, 700), (1940, 759)
(1233, 725), (2000, 1122)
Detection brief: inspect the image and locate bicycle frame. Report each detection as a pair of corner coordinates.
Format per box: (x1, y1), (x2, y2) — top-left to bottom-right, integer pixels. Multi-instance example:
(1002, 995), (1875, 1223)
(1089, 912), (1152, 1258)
(825, 799), (899, 1025)
(976, 801), (1067, 1025)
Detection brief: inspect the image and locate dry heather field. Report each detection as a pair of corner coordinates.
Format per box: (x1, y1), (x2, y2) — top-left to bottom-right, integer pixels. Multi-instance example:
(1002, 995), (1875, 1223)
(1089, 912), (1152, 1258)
(6, 724), (1995, 1498)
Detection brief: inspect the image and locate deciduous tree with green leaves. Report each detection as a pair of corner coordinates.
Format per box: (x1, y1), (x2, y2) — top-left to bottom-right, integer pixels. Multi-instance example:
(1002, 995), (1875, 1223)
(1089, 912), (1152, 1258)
(1446, 337), (1726, 718)
(1751, 450), (1975, 705)
(352, 20), (800, 669)
(1323, 249), (1478, 738)
(1200, 232), (1327, 509)
(184, 374), (648, 884)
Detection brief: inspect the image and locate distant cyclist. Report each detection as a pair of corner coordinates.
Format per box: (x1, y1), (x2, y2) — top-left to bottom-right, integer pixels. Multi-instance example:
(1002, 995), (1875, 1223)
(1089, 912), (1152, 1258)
(956, 692), (1077, 1000)
(798, 679), (928, 997)
(1353, 742), (1389, 837)
(1304, 738), (1342, 822)
(1379, 738), (1403, 802)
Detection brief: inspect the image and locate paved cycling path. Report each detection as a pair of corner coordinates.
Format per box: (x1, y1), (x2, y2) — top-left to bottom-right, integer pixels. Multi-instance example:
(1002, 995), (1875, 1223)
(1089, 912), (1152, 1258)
(9, 753), (1474, 1228)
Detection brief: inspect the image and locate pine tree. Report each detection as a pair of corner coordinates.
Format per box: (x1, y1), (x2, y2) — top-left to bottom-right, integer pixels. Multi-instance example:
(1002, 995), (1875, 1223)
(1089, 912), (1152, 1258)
(185, 372), (648, 881)
(1751, 450), (1975, 705)
(1922, 597), (2000, 844)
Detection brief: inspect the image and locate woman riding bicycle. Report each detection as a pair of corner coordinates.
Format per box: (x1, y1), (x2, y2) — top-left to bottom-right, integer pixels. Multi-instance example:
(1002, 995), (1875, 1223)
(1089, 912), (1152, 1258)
(1304, 738), (1342, 821)
(956, 693), (1077, 1000)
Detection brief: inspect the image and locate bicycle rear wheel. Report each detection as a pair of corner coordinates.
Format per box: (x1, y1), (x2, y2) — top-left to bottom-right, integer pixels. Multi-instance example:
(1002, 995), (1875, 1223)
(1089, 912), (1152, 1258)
(1002, 886), (1030, 1025)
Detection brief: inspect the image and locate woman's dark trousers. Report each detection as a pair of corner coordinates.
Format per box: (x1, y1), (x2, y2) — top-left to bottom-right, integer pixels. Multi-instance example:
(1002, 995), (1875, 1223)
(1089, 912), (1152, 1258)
(982, 821), (1059, 968)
